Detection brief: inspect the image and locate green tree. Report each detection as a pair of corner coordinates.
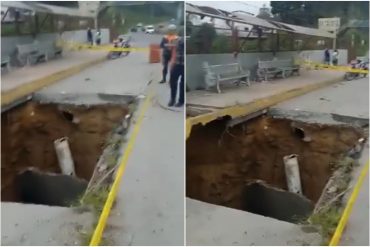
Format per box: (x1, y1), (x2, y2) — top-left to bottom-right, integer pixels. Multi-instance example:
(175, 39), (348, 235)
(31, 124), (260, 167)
(187, 23), (217, 54)
(271, 1), (369, 27)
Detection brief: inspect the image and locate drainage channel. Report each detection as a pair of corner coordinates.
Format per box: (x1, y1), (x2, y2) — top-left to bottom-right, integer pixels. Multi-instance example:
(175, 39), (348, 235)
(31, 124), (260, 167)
(186, 111), (366, 224)
(1, 95), (135, 207)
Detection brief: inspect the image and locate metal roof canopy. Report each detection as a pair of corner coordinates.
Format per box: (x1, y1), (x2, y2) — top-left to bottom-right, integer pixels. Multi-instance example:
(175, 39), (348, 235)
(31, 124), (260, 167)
(186, 3), (335, 39)
(1, 1), (95, 18)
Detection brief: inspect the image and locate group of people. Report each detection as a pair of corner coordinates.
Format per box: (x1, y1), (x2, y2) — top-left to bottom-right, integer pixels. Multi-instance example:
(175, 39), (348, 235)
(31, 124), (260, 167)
(86, 24), (184, 107)
(159, 24), (184, 107)
(324, 48), (339, 66)
(87, 28), (102, 46)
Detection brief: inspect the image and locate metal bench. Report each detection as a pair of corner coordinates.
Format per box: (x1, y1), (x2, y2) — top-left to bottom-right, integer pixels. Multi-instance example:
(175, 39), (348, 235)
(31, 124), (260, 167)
(203, 62), (251, 93)
(1, 55), (10, 72)
(257, 59), (300, 81)
(44, 40), (63, 58)
(16, 41), (47, 66)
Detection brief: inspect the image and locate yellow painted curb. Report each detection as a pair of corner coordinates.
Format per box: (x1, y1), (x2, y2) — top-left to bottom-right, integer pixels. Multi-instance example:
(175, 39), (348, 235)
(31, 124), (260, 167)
(329, 161), (369, 246)
(186, 76), (343, 139)
(1, 57), (106, 107)
(89, 92), (153, 246)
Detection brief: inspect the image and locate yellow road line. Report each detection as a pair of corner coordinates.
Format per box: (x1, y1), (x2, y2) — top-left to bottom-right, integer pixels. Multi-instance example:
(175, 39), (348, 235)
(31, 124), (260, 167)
(89, 92), (153, 246)
(186, 76), (343, 139)
(329, 161), (369, 246)
(1, 57), (106, 107)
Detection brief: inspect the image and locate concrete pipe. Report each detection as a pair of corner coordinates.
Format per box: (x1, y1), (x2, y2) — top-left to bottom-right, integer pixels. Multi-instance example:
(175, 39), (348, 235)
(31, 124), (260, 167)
(283, 154), (302, 194)
(54, 137), (76, 176)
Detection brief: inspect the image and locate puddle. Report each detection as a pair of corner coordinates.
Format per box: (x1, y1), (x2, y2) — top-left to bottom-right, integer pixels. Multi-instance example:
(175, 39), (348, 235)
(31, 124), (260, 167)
(186, 115), (364, 223)
(1, 101), (129, 206)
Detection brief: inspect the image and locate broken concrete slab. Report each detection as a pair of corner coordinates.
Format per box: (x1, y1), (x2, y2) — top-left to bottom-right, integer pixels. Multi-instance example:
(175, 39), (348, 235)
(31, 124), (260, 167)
(1, 202), (94, 246)
(16, 168), (88, 207)
(243, 180), (314, 223)
(186, 198), (322, 246)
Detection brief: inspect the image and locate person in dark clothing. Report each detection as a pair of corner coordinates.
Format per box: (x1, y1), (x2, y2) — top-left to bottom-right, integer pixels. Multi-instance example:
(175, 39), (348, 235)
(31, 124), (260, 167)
(168, 36), (184, 107)
(159, 24), (178, 84)
(324, 48), (330, 65)
(87, 28), (93, 46)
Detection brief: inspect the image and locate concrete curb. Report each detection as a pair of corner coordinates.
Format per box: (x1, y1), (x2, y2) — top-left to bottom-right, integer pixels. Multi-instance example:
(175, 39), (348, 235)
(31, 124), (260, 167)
(186, 76), (344, 139)
(1, 56), (107, 107)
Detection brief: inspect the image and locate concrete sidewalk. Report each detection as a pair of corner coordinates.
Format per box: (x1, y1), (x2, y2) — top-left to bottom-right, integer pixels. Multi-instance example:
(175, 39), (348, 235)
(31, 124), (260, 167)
(187, 198), (321, 246)
(1, 50), (105, 93)
(102, 81), (185, 245)
(1, 50), (106, 108)
(187, 70), (343, 115)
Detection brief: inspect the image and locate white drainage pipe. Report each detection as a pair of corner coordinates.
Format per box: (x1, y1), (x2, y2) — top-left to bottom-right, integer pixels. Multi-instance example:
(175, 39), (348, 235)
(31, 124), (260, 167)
(283, 154), (302, 194)
(54, 137), (76, 176)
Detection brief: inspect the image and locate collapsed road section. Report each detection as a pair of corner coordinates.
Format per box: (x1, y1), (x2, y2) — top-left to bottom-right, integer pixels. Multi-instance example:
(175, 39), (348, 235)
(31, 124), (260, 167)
(1, 96), (133, 207)
(187, 110), (367, 243)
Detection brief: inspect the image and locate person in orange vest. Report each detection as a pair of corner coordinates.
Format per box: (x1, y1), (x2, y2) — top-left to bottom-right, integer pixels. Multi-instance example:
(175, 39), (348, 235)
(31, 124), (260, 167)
(159, 24), (178, 84)
(168, 35), (184, 107)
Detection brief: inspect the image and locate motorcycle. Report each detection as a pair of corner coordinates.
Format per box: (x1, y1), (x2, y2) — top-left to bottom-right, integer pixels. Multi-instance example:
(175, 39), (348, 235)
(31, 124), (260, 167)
(107, 38), (131, 59)
(345, 59), (368, 81)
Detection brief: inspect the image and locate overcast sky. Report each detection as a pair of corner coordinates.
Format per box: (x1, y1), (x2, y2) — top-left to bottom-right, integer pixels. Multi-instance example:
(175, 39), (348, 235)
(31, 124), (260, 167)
(188, 1), (271, 15)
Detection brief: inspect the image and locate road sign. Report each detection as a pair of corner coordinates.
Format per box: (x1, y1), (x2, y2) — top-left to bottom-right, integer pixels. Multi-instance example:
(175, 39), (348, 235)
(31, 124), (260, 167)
(318, 17), (340, 32)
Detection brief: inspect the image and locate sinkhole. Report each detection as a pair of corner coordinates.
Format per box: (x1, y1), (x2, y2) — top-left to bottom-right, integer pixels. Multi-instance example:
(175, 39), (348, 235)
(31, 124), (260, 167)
(186, 115), (365, 223)
(1, 101), (130, 207)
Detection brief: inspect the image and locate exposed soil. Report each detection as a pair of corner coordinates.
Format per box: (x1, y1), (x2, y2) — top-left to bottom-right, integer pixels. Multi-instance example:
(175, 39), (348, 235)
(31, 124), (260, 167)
(1, 101), (128, 202)
(186, 116), (364, 214)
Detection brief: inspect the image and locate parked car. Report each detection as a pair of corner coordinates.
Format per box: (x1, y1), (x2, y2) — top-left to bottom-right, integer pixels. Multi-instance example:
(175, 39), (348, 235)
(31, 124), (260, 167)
(145, 25), (155, 34)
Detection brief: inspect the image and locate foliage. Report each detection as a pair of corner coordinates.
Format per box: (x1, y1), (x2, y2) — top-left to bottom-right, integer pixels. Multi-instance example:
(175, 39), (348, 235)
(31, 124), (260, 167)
(309, 207), (342, 245)
(211, 35), (232, 53)
(187, 23), (217, 54)
(99, 3), (179, 35)
(270, 1), (369, 28)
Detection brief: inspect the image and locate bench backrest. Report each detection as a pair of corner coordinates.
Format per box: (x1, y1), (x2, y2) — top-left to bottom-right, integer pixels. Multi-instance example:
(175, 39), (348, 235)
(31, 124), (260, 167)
(17, 42), (40, 55)
(208, 63), (243, 75)
(258, 59), (293, 69)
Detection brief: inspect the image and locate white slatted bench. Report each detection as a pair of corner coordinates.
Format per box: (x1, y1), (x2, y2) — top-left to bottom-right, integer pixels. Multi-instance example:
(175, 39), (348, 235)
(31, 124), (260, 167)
(17, 41), (47, 66)
(257, 59), (300, 81)
(203, 62), (251, 93)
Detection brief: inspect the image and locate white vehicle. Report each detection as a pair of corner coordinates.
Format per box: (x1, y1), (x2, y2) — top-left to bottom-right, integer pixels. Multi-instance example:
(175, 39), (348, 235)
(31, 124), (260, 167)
(145, 25), (155, 34)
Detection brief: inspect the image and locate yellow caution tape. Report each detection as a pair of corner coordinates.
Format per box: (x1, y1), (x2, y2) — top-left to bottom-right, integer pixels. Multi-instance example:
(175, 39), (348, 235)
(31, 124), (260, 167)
(59, 40), (150, 52)
(297, 59), (369, 74)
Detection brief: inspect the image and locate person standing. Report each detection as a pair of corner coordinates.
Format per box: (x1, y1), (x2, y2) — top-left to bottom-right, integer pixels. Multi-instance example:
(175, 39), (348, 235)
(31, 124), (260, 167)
(95, 30), (101, 46)
(332, 49), (339, 66)
(168, 36), (184, 107)
(159, 24), (178, 84)
(87, 28), (93, 46)
(324, 48), (330, 65)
